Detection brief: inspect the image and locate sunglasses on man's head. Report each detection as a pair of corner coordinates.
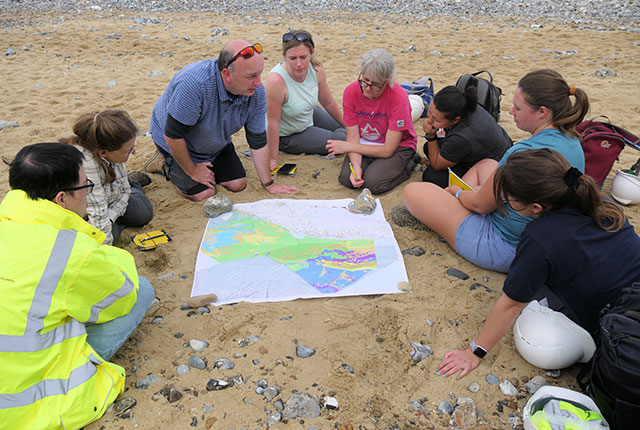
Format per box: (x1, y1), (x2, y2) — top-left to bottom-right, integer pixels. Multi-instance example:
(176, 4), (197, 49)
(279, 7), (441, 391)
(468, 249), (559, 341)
(225, 43), (263, 69)
(282, 32), (314, 48)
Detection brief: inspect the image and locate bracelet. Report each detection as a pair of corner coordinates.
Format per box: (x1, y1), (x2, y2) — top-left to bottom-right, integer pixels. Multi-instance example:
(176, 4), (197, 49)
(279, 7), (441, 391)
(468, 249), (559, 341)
(426, 135), (438, 142)
(455, 190), (462, 198)
(262, 179), (274, 188)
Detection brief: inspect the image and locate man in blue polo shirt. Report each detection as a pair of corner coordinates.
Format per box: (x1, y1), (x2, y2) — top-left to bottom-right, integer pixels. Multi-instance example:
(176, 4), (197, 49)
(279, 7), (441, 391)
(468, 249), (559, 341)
(150, 39), (297, 201)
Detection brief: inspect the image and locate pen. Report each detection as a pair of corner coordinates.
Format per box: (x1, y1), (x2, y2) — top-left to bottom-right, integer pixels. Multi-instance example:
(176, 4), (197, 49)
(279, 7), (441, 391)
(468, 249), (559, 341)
(349, 162), (359, 181)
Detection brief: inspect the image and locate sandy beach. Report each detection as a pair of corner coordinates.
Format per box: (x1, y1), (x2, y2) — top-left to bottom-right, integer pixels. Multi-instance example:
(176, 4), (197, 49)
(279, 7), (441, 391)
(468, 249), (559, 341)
(1, 6), (640, 429)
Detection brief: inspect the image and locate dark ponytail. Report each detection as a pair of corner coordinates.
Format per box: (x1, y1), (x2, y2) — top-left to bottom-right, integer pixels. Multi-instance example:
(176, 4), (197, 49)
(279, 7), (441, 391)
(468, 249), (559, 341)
(433, 85), (477, 122)
(494, 148), (624, 232)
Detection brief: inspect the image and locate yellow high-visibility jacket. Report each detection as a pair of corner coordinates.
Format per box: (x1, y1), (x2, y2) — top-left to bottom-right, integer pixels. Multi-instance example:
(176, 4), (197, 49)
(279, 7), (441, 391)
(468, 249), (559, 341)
(0, 190), (139, 430)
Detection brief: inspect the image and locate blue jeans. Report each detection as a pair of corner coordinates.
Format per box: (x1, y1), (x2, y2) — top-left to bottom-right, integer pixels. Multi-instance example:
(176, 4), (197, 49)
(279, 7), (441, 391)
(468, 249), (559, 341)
(85, 276), (155, 360)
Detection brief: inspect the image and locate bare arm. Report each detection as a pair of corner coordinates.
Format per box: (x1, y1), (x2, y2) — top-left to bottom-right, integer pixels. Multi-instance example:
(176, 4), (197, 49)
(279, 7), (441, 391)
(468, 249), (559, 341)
(437, 293), (527, 379)
(166, 136), (215, 188)
(265, 72), (287, 171)
(426, 139), (456, 170)
(316, 66), (344, 127)
(327, 129), (403, 159)
(250, 145), (297, 194)
(453, 169), (499, 213)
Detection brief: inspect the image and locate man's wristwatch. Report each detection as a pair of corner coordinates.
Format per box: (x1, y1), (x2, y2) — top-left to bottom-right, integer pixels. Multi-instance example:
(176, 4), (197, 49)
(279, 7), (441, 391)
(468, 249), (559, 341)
(262, 179), (274, 188)
(470, 340), (488, 359)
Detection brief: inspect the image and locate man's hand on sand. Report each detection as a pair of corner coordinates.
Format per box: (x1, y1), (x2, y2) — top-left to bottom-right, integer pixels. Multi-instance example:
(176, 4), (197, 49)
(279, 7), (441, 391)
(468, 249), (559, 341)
(191, 162), (216, 188)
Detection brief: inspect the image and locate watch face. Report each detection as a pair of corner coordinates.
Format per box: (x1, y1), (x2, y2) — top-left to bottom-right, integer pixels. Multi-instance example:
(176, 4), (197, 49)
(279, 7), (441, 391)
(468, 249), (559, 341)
(473, 346), (487, 359)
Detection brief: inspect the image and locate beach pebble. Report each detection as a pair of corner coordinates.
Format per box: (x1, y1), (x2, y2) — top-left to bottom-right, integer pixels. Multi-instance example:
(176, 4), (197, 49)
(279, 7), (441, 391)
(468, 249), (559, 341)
(274, 399), (284, 410)
(203, 195), (233, 218)
(189, 339), (208, 352)
(596, 67), (616, 77)
(397, 281), (412, 292)
(268, 412), (282, 424)
(500, 380), (518, 396)
(263, 386), (281, 402)
(342, 363), (354, 374)
(425, 319), (435, 327)
(323, 396), (339, 410)
(446, 268), (469, 280)
(347, 188), (376, 214)
(523, 375), (548, 394)
(148, 70), (165, 77)
(187, 293), (218, 308)
(206, 378), (233, 391)
(155, 272), (174, 281)
(485, 374), (500, 385)
(437, 400), (454, 414)
(134, 373), (161, 389)
(105, 33), (122, 39)
(509, 413), (524, 429)
(213, 358), (235, 370)
(190, 416), (197, 427)
(4, 48), (16, 56)
(210, 27), (230, 36)
(410, 398), (429, 414)
(468, 382), (480, 393)
(151, 316), (163, 324)
(402, 246), (425, 256)
(177, 364), (190, 375)
(161, 384), (183, 403)
(106, 80), (118, 88)
(115, 397), (137, 417)
(296, 344), (316, 358)
(283, 393), (321, 419)
(410, 342), (433, 363)
(0, 121), (19, 130)
(546, 369), (561, 378)
(188, 355), (207, 370)
(449, 398), (476, 428)
(196, 306), (210, 315)
(429, 50), (442, 56)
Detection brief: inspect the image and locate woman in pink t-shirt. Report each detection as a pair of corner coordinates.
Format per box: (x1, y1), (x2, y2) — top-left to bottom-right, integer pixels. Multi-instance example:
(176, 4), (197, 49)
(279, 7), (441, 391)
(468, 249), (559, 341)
(326, 49), (419, 194)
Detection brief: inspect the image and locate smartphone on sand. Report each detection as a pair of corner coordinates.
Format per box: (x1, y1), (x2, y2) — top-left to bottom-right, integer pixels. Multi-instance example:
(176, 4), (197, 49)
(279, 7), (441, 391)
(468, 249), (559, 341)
(275, 163), (297, 176)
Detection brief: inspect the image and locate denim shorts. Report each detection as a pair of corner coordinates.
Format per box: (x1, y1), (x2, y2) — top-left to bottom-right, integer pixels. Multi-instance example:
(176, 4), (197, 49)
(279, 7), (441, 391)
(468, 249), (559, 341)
(455, 213), (516, 273)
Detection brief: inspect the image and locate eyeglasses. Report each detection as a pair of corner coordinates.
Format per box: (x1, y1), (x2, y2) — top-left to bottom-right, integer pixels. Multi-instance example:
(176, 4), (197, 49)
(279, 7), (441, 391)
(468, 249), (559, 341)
(358, 74), (386, 91)
(225, 43), (263, 69)
(62, 179), (94, 194)
(282, 32), (315, 48)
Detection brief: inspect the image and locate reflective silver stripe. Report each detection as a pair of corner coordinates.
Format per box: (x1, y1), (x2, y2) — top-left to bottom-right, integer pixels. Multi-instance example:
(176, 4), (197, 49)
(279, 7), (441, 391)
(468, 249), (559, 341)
(0, 319), (85, 353)
(86, 272), (135, 323)
(0, 358), (97, 409)
(0, 230), (79, 353)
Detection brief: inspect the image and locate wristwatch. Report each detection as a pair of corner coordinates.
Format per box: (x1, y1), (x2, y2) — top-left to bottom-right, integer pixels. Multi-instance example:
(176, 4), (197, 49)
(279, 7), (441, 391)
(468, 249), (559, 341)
(426, 135), (438, 142)
(470, 340), (488, 359)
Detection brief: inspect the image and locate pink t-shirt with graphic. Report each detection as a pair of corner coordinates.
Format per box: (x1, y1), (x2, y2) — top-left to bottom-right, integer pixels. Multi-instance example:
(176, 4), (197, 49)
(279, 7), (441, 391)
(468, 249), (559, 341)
(342, 81), (417, 151)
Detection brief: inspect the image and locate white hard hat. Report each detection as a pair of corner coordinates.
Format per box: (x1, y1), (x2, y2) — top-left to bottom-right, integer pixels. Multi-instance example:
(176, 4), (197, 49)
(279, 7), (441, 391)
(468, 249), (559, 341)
(513, 301), (596, 370)
(523, 385), (608, 430)
(408, 94), (424, 123)
(610, 169), (640, 205)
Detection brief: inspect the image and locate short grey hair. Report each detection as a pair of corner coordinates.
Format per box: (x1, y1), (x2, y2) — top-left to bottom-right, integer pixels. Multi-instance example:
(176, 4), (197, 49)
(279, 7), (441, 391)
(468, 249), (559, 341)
(359, 49), (395, 87)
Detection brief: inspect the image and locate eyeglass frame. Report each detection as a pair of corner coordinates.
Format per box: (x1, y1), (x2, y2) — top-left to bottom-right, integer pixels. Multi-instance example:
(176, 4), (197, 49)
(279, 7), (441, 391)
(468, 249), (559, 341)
(282, 32), (315, 48)
(61, 178), (94, 194)
(223, 43), (263, 70)
(358, 74), (387, 91)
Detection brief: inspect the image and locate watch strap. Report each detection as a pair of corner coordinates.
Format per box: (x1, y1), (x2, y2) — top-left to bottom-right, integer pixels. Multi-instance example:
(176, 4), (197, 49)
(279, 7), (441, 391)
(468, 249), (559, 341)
(470, 340), (488, 359)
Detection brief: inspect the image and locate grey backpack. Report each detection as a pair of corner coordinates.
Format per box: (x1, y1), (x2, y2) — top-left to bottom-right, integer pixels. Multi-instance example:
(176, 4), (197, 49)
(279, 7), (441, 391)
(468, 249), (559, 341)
(456, 70), (502, 122)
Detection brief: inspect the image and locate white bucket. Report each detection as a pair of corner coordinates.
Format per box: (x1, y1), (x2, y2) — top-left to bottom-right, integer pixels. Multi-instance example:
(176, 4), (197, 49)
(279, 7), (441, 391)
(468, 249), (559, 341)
(611, 169), (640, 205)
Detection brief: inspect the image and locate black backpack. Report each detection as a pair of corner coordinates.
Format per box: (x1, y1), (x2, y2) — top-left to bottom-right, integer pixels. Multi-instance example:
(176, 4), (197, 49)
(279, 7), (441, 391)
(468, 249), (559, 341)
(455, 70), (502, 122)
(578, 283), (640, 429)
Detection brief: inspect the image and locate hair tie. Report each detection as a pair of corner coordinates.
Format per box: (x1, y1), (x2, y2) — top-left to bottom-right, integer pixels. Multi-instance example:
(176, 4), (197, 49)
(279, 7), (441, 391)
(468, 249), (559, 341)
(564, 167), (582, 189)
(569, 86), (576, 96)
(93, 113), (99, 122)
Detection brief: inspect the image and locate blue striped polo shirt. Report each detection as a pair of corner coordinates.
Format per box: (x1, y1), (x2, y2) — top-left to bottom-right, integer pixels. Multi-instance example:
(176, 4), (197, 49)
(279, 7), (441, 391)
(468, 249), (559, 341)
(150, 58), (266, 163)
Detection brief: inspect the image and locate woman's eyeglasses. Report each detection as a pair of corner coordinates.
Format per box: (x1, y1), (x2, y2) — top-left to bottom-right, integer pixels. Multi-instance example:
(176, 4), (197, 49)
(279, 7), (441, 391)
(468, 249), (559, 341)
(358, 74), (386, 91)
(225, 43), (263, 69)
(62, 179), (94, 194)
(282, 32), (315, 48)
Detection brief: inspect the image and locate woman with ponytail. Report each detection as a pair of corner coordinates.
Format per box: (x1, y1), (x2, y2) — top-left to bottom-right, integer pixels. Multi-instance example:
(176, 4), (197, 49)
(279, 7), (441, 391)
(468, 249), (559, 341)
(403, 69), (590, 272)
(61, 110), (153, 245)
(421, 85), (512, 188)
(435, 149), (640, 378)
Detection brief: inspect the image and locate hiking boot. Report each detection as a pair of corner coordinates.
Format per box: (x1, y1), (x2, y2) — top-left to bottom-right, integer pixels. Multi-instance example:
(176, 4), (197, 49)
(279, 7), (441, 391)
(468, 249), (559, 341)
(127, 171), (152, 187)
(144, 150), (165, 174)
(406, 152), (422, 173)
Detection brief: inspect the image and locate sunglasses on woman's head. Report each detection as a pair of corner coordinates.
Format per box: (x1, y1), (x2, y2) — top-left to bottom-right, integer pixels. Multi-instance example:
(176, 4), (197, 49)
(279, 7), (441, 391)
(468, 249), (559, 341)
(282, 32), (314, 48)
(225, 43), (263, 69)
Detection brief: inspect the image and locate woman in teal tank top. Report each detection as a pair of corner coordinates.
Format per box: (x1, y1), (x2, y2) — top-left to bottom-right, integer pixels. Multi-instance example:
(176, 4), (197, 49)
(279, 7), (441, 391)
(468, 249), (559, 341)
(402, 69), (590, 272)
(265, 30), (345, 171)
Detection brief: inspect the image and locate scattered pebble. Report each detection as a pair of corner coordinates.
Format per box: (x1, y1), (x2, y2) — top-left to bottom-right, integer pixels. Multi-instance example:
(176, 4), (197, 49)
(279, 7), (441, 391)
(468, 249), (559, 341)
(189, 339), (208, 352)
(114, 397), (136, 417)
(485, 374), (500, 385)
(203, 195), (233, 218)
(410, 342), (433, 363)
(206, 378), (233, 391)
(263, 386), (281, 402)
(523, 375), (548, 394)
(213, 358), (235, 370)
(596, 67), (616, 77)
(437, 400), (454, 414)
(546, 369), (561, 378)
(296, 344), (316, 358)
(134, 373), (161, 389)
(388, 205), (430, 231)
(402, 246), (425, 256)
(468, 382), (480, 393)
(446, 268), (469, 280)
(187, 293), (218, 308)
(341, 363), (354, 374)
(196, 306), (210, 315)
(397, 281), (412, 292)
(177, 364), (190, 375)
(450, 398), (476, 428)
(323, 396), (339, 410)
(188, 355), (207, 370)
(0, 121), (19, 130)
(151, 316), (163, 324)
(500, 380), (518, 396)
(283, 393), (321, 419)
(106, 80), (117, 88)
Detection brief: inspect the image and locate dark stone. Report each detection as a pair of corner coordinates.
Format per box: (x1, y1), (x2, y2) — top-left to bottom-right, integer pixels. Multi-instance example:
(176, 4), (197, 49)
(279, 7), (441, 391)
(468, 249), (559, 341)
(402, 246), (425, 256)
(446, 268), (469, 280)
(389, 205), (431, 231)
